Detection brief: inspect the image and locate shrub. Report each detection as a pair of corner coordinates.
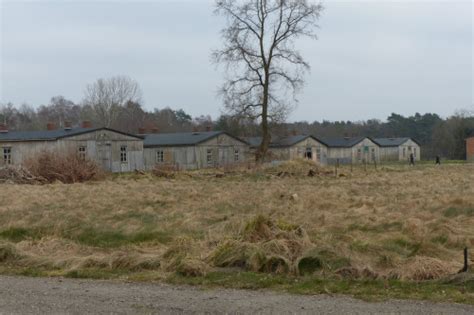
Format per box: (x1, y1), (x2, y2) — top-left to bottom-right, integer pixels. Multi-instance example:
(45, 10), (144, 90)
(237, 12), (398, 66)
(24, 151), (103, 184)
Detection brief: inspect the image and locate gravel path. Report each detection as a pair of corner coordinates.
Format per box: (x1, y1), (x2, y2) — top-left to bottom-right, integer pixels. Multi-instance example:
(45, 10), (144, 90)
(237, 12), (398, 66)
(0, 275), (472, 314)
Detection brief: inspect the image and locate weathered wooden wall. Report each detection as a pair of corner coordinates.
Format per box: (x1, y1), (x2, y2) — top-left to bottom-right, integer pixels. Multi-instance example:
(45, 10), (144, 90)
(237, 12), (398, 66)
(0, 130), (144, 172)
(0, 141), (57, 166)
(264, 138), (328, 165)
(379, 139), (421, 162)
(326, 138), (380, 165)
(143, 133), (249, 170)
(378, 146), (400, 161)
(399, 139), (421, 161)
(59, 130), (144, 172)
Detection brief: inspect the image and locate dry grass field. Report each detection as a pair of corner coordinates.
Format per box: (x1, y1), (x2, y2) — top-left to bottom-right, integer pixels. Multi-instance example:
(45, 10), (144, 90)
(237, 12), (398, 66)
(0, 161), (473, 302)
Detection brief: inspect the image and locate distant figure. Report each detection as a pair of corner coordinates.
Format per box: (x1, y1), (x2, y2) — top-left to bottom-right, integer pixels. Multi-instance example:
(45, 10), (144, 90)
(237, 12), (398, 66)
(409, 153), (415, 166)
(435, 156), (441, 165)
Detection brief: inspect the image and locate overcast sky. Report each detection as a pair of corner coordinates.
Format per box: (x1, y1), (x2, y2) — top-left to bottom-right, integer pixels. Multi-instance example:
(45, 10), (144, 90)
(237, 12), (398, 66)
(1, 0), (472, 122)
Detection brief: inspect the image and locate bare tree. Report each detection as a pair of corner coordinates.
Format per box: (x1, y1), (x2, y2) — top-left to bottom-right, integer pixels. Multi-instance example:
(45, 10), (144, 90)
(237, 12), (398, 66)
(213, 0), (323, 160)
(116, 100), (147, 133)
(16, 103), (38, 130)
(0, 102), (18, 127)
(37, 96), (81, 128)
(83, 76), (142, 127)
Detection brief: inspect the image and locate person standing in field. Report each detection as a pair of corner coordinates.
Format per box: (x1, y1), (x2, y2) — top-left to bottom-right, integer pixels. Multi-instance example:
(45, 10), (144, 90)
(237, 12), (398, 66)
(435, 156), (441, 165)
(409, 153), (415, 166)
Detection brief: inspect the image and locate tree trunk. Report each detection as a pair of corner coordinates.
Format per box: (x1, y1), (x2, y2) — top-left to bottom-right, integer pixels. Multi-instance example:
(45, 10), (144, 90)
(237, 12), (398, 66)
(259, 110), (270, 163)
(257, 78), (271, 163)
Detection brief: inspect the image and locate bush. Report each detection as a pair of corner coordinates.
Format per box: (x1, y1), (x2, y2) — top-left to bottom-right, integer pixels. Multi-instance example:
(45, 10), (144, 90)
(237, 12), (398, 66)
(24, 151), (103, 184)
(152, 163), (181, 179)
(0, 243), (21, 262)
(209, 216), (325, 275)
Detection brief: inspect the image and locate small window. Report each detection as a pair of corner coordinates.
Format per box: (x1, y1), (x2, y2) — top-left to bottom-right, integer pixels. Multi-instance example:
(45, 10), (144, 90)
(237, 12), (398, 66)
(206, 149), (213, 166)
(371, 147), (376, 161)
(234, 149), (240, 162)
(357, 148), (362, 161)
(403, 147), (406, 157)
(3, 147), (12, 165)
(156, 150), (164, 163)
(120, 146), (127, 163)
(78, 146), (86, 160)
(316, 148), (321, 161)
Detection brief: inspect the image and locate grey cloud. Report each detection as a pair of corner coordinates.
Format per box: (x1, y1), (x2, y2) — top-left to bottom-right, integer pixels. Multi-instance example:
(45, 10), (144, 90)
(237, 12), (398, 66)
(1, 0), (472, 121)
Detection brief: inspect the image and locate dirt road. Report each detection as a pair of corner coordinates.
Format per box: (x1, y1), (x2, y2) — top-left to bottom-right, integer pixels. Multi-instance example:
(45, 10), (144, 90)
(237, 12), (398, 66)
(0, 276), (472, 314)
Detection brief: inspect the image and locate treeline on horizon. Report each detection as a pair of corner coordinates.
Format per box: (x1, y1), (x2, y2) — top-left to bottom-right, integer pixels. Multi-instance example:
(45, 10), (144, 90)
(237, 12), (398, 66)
(1, 97), (473, 160)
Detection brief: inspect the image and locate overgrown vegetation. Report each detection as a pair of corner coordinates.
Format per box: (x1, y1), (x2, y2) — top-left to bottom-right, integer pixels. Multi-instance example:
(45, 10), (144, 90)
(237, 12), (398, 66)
(0, 161), (472, 303)
(24, 151), (103, 183)
(0, 151), (103, 184)
(0, 150), (103, 185)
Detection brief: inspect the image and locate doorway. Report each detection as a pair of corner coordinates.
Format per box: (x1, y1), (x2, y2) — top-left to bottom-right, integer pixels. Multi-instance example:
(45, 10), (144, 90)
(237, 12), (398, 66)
(98, 142), (112, 171)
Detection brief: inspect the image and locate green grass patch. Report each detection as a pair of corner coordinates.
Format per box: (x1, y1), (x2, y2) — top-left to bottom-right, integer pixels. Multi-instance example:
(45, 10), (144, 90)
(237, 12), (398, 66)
(348, 221), (403, 233)
(167, 271), (474, 304)
(110, 211), (158, 223)
(64, 269), (128, 279)
(431, 234), (449, 245)
(382, 238), (420, 257)
(0, 266), (472, 304)
(70, 228), (173, 248)
(350, 240), (378, 253)
(168, 271), (291, 290)
(0, 227), (46, 242)
(443, 207), (474, 218)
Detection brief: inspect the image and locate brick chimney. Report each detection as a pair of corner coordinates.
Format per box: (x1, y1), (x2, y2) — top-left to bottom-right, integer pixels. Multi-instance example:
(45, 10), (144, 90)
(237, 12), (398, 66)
(64, 121), (72, 130)
(0, 124), (8, 133)
(138, 127), (146, 135)
(82, 121), (92, 129)
(205, 125), (212, 132)
(151, 127), (159, 134)
(47, 122), (55, 131)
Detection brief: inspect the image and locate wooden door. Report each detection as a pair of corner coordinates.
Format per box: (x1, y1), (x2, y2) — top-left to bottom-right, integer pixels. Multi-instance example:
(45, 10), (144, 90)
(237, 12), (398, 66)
(98, 142), (112, 171)
(218, 147), (228, 167)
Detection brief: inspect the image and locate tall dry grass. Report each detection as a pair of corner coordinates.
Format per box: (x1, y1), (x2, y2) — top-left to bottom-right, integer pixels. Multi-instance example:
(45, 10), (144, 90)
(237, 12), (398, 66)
(0, 161), (473, 282)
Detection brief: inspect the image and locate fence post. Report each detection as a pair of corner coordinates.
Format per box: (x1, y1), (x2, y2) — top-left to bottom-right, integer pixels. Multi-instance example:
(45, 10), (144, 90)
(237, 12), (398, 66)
(461, 247), (469, 272)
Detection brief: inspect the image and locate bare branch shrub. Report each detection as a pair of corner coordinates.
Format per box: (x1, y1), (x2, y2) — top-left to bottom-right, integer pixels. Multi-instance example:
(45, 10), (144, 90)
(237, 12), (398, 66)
(24, 151), (104, 184)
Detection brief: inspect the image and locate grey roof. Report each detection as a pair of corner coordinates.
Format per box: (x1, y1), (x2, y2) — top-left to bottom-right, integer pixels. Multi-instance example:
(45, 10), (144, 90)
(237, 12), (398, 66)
(246, 137), (263, 148)
(373, 137), (413, 147)
(0, 127), (142, 142)
(316, 136), (367, 148)
(245, 135), (320, 148)
(143, 131), (247, 147)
